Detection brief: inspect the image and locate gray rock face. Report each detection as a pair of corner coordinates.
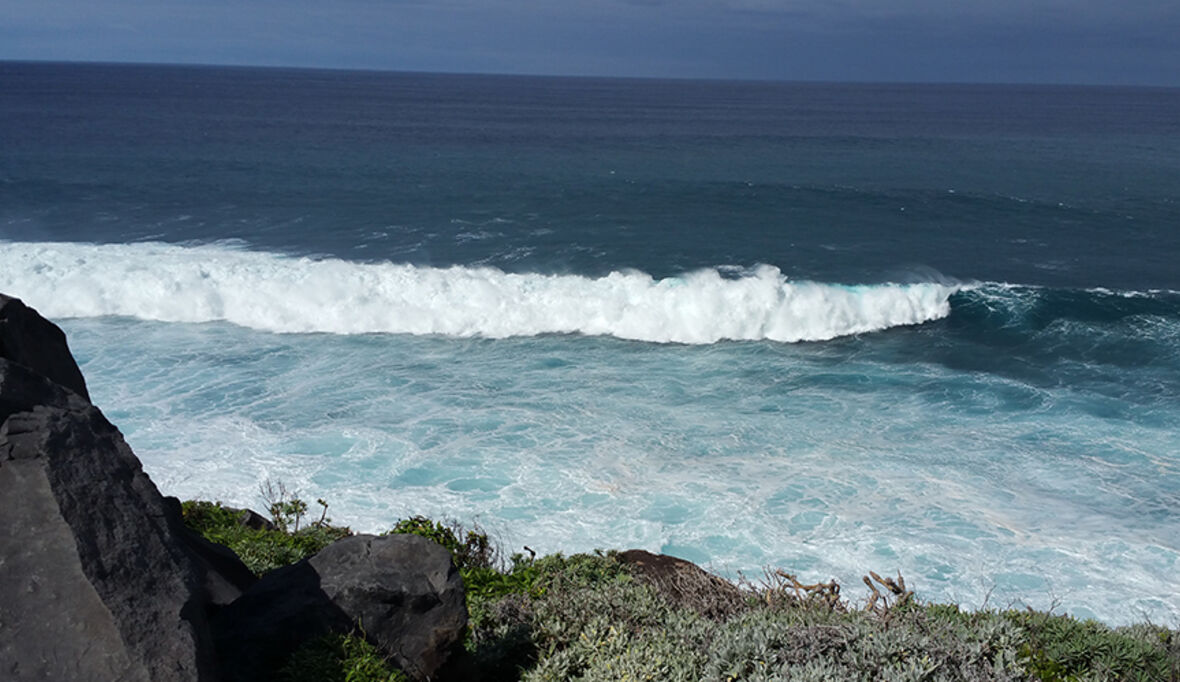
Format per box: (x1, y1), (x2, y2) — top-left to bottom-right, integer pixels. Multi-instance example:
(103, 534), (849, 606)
(1, 450), (149, 681)
(0, 298), (251, 681)
(0, 366), (220, 680)
(0, 294), (89, 401)
(216, 534), (467, 682)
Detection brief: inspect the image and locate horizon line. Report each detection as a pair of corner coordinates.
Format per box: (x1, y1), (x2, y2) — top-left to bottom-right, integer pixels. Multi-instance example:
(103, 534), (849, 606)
(4, 57), (1178, 91)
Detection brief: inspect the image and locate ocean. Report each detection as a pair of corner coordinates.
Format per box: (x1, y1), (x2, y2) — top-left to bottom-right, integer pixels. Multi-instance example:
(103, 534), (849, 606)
(2, 61), (1178, 625)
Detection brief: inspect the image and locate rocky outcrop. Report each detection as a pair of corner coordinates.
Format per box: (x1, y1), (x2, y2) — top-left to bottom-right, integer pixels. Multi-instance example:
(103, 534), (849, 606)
(215, 533), (467, 682)
(0, 294), (468, 680)
(0, 295), (248, 681)
(0, 364), (221, 680)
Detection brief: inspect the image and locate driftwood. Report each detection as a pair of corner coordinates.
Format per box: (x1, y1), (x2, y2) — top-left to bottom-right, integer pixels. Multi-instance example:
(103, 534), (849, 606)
(765, 570), (845, 611)
(760, 568), (914, 616)
(863, 570), (913, 614)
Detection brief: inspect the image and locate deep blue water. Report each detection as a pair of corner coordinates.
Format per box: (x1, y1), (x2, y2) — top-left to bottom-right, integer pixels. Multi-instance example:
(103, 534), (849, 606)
(2, 61), (1178, 624)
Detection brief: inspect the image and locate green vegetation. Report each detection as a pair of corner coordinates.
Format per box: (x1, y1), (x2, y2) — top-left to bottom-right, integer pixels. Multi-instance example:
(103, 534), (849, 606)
(379, 515), (1180, 681)
(180, 494), (351, 576)
(277, 632), (409, 682)
(1010, 610), (1178, 681)
(182, 498), (1180, 681)
(386, 516), (494, 575)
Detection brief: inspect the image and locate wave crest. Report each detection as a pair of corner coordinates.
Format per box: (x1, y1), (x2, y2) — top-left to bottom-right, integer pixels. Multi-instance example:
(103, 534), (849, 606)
(0, 241), (957, 343)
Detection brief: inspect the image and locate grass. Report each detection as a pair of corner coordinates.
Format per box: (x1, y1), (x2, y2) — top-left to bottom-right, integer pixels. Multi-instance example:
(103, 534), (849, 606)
(183, 500), (1180, 681)
(277, 632), (410, 682)
(180, 499), (352, 576)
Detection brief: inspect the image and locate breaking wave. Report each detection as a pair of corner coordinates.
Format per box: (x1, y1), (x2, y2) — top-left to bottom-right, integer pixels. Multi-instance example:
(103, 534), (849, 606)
(0, 240), (958, 343)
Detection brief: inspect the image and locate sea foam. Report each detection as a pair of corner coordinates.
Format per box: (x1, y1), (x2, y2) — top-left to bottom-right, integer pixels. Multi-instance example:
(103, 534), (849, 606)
(0, 240), (957, 343)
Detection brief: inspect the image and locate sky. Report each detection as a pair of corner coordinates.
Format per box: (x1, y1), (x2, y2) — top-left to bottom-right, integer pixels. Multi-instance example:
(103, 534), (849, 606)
(1, 0), (1178, 85)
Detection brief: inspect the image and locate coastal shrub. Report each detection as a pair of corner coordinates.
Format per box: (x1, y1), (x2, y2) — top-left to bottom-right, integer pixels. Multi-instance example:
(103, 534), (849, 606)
(524, 612), (707, 681)
(465, 550), (634, 639)
(386, 515), (493, 572)
(507, 577), (1031, 681)
(473, 556), (1121, 681)
(260, 480), (342, 532)
(465, 551), (638, 677)
(1119, 623), (1180, 679)
(521, 578), (708, 681)
(1005, 610), (1174, 681)
(180, 498), (247, 534)
(181, 504), (1180, 681)
(385, 517), (630, 603)
(529, 550), (631, 591)
(712, 606), (1027, 681)
(180, 499), (351, 575)
(382, 517), (608, 625)
(463, 559), (537, 603)
(277, 632), (408, 682)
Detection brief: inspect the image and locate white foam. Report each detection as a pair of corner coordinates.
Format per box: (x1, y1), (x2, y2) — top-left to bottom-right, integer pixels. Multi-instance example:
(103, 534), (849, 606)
(0, 240), (956, 343)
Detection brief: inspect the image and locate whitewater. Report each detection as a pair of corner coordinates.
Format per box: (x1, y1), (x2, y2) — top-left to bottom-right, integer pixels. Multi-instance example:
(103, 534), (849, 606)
(0, 241), (957, 342)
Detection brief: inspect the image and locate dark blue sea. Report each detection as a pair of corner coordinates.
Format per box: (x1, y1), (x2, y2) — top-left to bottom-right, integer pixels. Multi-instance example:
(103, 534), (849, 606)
(3, 61), (1178, 624)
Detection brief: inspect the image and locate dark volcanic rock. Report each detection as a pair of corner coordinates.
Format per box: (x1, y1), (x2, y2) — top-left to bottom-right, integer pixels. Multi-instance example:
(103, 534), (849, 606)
(227, 504), (277, 531)
(0, 365), (220, 680)
(163, 496), (260, 605)
(0, 356), (77, 423)
(0, 296), (254, 681)
(0, 294), (89, 401)
(216, 534), (467, 682)
(313, 535), (466, 679)
(0, 295), (465, 680)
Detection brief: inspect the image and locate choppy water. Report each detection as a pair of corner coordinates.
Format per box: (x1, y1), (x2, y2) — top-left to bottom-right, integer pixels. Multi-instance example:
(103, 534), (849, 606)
(2, 62), (1178, 624)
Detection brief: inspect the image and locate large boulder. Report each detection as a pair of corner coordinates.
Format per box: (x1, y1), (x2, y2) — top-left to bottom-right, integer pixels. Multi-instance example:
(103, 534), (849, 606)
(216, 533), (467, 682)
(0, 295), (252, 681)
(0, 365), (218, 680)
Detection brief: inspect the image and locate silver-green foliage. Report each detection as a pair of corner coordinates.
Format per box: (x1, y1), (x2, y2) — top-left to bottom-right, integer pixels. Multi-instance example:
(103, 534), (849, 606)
(523, 582), (708, 681)
(705, 607), (1026, 681)
(508, 577), (1035, 681)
